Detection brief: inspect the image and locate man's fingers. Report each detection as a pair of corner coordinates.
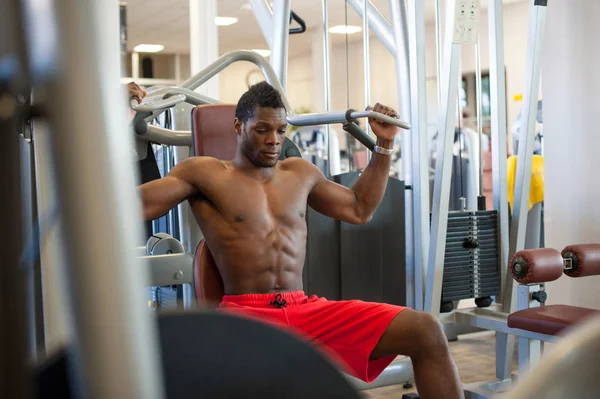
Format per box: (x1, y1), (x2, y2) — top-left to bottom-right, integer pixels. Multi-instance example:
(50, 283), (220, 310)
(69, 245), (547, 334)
(367, 103), (399, 124)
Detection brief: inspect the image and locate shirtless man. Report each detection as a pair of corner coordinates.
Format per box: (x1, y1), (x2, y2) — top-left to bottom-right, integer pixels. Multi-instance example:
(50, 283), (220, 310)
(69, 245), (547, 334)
(133, 81), (464, 399)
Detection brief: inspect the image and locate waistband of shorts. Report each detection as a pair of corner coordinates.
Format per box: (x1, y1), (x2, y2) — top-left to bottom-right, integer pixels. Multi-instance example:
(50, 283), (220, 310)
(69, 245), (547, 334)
(220, 291), (308, 308)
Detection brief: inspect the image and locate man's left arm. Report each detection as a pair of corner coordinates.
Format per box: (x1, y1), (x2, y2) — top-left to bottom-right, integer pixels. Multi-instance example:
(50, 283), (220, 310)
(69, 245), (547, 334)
(307, 103), (399, 224)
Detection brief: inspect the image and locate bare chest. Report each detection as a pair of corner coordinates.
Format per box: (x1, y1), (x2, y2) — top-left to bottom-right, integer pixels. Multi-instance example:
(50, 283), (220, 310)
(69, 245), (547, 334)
(191, 170), (310, 231)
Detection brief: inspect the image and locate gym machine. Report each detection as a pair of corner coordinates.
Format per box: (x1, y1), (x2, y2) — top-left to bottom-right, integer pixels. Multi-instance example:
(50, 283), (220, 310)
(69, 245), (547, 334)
(420, 1), (553, 397)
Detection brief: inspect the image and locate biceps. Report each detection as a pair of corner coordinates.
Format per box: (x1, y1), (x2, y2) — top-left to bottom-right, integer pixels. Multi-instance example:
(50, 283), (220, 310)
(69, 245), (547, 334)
(307, 179), (361, 222)
(141, 176), (196, 219)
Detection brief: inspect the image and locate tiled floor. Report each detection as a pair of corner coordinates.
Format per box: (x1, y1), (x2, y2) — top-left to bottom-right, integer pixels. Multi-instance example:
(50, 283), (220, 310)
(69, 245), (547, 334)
(363, 331), (518, 398)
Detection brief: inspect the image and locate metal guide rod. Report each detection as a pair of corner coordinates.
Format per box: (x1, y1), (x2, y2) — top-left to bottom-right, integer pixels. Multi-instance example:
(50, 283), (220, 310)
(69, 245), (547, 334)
(42, 0), (165, 397)
(475, 38), (484, 197)
(347, 0), (396, 55)
(271, 0), (291, 91)
(389, 0), (415, 308)
(322, 0), (332, 176)
(488, 0), (510, 321)
(434, 0), (443, 106)
(425, 0), (462, 315)
(507, 1), (548, 302)
(405, 0), (430, 311)
(363, 0), (372, 161)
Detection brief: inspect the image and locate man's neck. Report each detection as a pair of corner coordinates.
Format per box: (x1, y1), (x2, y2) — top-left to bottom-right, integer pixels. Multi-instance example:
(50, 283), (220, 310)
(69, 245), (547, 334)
(232, 150), (275, 181)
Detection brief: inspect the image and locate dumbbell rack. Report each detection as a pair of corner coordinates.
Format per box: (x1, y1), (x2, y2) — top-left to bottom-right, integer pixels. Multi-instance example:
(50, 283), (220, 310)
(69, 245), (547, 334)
(437, 210), (501, 312)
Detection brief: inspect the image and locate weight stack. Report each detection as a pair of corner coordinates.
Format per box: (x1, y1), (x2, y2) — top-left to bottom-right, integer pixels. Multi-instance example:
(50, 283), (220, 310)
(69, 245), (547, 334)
(438, 210), (501, 312)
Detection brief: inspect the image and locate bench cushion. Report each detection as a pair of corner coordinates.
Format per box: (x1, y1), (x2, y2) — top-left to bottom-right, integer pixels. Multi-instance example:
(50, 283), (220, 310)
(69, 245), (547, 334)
(508, 304), (600, 336)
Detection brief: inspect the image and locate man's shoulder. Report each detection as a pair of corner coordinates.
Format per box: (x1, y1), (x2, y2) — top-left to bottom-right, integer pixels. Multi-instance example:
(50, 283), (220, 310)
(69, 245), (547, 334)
(186, 156), (227, 169)
(279, 157), (324, 183)
(280, 156), (317, 172)
(178, 156), (228, 177)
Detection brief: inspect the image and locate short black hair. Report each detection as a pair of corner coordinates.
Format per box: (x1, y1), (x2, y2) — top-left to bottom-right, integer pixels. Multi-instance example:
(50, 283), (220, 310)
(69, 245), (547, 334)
(235, 81), (286, 123)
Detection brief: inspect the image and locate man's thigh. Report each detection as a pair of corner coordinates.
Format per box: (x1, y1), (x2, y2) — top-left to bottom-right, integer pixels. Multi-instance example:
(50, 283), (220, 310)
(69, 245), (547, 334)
(370, 309), (444, 359)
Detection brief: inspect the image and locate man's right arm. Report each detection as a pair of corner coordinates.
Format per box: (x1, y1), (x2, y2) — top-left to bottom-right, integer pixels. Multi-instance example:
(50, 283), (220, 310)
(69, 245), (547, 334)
(139, 157), (207, 221)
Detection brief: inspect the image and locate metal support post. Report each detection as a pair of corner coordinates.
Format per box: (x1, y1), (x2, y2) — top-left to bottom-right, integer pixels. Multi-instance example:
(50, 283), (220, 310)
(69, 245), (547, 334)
(362, 0), (372, 148)
(425, 0), (464, 315)
(271, 0), (291, 91)
(404, 0), (429, 310)
(390, 0), (415, 308)
(39, 0), (165, 397)
(516, 285), (543, 374)
(498, 0), (547, 379)
(506, 0), (548, 304)
(434, 0), (443, 105)
(172, 104), (200, 310)
(322, 0), (332, 176)
(488, 0), (512, 379)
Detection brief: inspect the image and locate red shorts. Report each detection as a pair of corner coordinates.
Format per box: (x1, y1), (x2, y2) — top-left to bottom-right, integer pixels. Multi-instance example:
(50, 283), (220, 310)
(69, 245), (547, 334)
(217, 291), (408, 383)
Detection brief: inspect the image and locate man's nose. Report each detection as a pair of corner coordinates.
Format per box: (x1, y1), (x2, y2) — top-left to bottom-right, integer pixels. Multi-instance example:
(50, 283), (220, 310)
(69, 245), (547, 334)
(265, 130), (280, 146)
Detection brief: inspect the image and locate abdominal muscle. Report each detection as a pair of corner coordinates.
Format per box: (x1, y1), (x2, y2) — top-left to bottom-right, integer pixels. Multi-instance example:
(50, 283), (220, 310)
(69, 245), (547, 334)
(194, 204), (309, 295)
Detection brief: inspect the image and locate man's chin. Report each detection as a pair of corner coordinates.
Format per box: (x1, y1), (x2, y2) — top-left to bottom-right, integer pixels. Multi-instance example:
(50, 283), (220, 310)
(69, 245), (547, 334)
(251, 157), (278, 168)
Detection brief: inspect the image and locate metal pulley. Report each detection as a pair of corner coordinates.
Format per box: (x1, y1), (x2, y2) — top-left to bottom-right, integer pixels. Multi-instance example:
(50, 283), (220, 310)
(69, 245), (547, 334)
(146, 233), (185, 256)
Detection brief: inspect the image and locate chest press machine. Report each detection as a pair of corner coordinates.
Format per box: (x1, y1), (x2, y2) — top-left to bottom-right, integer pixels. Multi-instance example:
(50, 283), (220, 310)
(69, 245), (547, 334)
(130, 49), (415, 391)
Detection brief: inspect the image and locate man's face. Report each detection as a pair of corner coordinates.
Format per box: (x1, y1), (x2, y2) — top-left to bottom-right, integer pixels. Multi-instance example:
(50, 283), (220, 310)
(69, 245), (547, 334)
(235, 106), (288, 168)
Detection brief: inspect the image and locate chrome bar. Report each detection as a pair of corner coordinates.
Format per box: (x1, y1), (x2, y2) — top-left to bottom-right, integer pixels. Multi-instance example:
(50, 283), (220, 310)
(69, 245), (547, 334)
(434, 0), (442, 105)
(390, 0), (416, 308)
(131, 94), (186, 112)
(180, 50), (293, 112)
(405, 0), (429, 311)
(322, 0), (332, 176)
(287, 110), (411, 130)
(138, 125), (192, 147)
(347, 0), (396, 55)
(475, 38), (484, 196)
(362, 0), (372, 147)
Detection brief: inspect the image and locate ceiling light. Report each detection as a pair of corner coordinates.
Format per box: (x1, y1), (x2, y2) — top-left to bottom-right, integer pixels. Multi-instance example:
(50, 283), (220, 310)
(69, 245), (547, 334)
(328, 25), (362, 35)
(215, 16), (239, 26)
(133, 44), (164, 53)
(252, 49), (271, 57)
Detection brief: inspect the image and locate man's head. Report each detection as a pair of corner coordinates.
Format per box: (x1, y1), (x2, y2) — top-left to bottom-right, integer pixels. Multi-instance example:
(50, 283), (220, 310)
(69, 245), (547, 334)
(234, 81), (288, 168)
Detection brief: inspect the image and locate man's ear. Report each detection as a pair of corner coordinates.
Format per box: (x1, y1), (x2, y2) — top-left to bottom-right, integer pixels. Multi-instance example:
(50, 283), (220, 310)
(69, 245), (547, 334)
(234, 118), (242, 136)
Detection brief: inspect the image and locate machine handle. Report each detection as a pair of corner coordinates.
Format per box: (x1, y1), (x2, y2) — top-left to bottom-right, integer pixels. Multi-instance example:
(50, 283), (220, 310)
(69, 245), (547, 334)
(130, 94), (186, 113)
(343, 110), (376, 151)
(349, 110), (411, 130)
(289, 11), (306, 34)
